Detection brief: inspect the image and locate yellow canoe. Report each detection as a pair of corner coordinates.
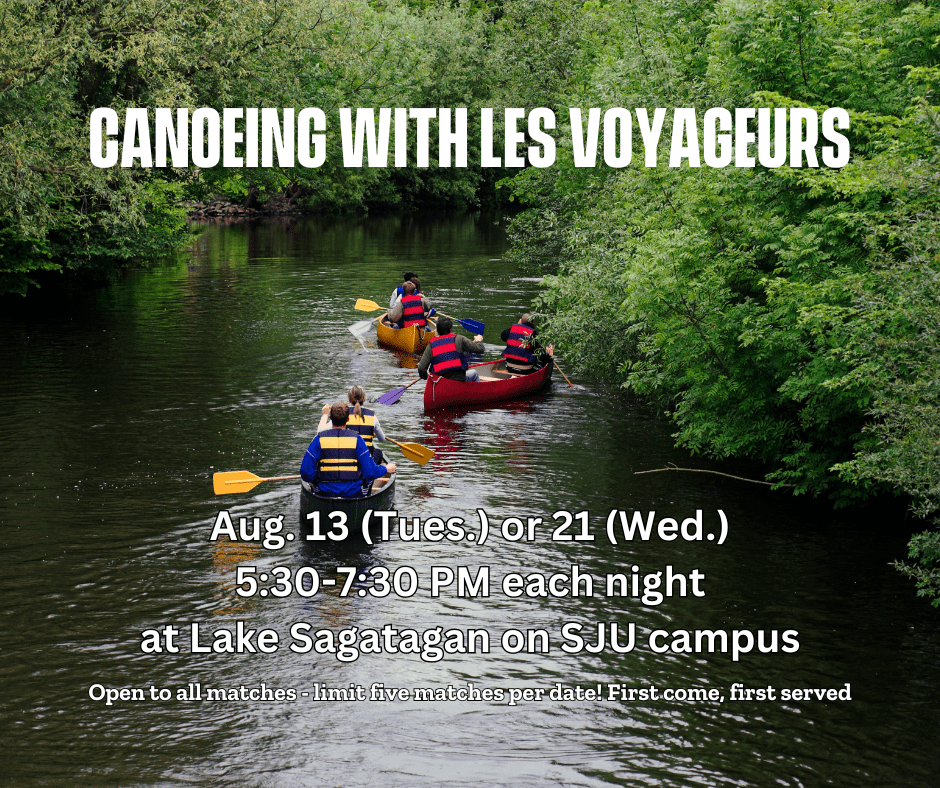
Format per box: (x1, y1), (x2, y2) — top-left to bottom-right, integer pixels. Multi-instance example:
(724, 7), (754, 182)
(376, 319), (435, 354)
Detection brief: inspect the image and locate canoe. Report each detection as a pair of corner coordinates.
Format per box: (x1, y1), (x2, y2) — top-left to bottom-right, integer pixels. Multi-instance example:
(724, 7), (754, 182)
(299, 474), (396, 545)
(377, 319), (435, 354)
(424, 360), (552, 411)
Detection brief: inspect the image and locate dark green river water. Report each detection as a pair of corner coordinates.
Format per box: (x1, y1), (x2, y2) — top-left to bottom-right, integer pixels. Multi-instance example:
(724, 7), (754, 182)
(1, 213), (939, 787)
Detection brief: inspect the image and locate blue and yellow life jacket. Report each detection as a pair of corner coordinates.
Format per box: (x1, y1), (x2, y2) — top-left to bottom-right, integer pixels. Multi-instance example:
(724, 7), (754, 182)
(347, 407), (376, 449)
(316, 429), (361, 482)
(429, 334), (467, 374)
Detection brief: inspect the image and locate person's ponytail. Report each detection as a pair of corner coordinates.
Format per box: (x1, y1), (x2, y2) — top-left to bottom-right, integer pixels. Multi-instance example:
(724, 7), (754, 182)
(349, 386), (366, 419)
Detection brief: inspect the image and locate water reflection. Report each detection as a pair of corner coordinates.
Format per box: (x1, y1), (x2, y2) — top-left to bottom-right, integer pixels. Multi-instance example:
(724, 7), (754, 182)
(1, 213), (939, 788)
(383, 347), (420, 369)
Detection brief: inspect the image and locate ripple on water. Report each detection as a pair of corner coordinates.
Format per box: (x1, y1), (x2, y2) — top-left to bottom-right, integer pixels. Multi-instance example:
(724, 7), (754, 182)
(1, 215), (939, 788)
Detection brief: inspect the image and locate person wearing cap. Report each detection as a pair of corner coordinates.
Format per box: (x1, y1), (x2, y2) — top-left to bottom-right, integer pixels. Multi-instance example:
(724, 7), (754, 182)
(389, 272), (420, 309)
(301, 402), (396, 498)
(500, 313), (554, 374)
(417, 316), (485, 382)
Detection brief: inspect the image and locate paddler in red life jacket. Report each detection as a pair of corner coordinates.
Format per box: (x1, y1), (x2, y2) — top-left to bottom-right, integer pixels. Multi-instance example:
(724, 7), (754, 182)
(388, 271), (420, 309)
(417, 316), (485, 382)
(388, 280), (433, 329)
(500, 313), (553, 374)
(301, 402), (395, 498)
(500, 312), (555, 375)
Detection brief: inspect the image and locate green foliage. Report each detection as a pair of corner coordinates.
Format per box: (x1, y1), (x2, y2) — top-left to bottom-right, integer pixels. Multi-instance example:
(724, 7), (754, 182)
(0, 0), (311, 293)
(0, 0), (509, 294)
(499, 0), (940, 600)
(5, 0), (940, 605)
(894, 530), (940, 607)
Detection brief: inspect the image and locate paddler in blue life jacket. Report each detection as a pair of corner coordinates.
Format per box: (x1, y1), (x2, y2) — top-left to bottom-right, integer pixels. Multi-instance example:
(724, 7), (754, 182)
(316, 386), (387, 465)
(417, 316), (485, 382)
(500, 313), (554, 375)
(389, 271), (420, 309)
(387, 280), (433, 329)
(302, 402), (395, 498)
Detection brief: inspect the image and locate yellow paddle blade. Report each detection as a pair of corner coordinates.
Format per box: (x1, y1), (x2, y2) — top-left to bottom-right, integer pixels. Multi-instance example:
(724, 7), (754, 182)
(213, 471), (263, 494)
(388, 439), (435, 466)
(212, 471), (302, 495)
(355, 298), (383, 312)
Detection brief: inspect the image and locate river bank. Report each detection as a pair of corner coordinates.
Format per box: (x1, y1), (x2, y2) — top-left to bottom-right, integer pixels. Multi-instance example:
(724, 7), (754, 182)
(2, 213), (939, 787)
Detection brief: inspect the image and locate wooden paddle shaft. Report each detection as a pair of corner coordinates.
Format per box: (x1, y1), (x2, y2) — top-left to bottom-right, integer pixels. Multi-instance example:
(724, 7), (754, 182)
(437, 312), (480, 328)
(227, 474), (300, 485)
(553, 358), (575, 388)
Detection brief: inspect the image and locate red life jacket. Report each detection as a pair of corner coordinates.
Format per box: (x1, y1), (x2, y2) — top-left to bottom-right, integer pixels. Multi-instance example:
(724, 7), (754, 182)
(400, 294), (426, 328)
(502, 323), (536, 365)
(429, 334), (467, 374)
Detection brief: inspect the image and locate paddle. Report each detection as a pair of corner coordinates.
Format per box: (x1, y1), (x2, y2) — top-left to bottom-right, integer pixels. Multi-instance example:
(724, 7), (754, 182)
(359, 299), (481, 334)
(348, 315), (380, 338)
(553, 358), (575, 388)
(388, 438), (434, 466)
(374, 377), (422, 406)
(213, 471), (301, 495)
(437, 312), (485, 335)
(214, 433), (433, 495)
(357, 297), (429, 314)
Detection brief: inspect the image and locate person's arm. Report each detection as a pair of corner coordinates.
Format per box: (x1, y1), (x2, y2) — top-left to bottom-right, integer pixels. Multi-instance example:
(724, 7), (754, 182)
(356, 437), (389, 480)
(458, 335), (486, 355)
(372, 413), (386, 442)
(316, 405), (331, 433)
(500, 327), (511, 342)
(300, 437), (320, 483)
(388, 300), (404, 323)
(389, 288), (401, 309)
(417, 344), (433, 379)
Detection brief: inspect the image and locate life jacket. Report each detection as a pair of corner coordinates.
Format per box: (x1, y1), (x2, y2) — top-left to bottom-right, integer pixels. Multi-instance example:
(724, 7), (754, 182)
(400, 294), (426, 328)
(395, 284), (421, 298)
(316, 429), (361, 482)
(502, 323), (536, 365)
(429, 334), (467, 374)
(346, 407), (376, 449)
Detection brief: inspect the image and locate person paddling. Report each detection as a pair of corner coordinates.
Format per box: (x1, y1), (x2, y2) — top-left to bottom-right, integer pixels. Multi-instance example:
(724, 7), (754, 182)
(500, 313), (553, 375)
(417, 316), (485, 382)
(302, 402), (395, 498)
(388, 281), (433, 329)
(322, 386), (387, 466)
(388, 271), (420, 309)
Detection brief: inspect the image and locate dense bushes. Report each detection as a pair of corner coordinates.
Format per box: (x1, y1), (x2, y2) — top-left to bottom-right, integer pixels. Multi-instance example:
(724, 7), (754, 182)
(4, 0), (940, 602)
(504, 0), (940, 602)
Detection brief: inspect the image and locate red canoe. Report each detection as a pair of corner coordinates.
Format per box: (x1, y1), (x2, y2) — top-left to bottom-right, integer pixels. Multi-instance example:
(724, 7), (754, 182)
(424, 360), (553, 411)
